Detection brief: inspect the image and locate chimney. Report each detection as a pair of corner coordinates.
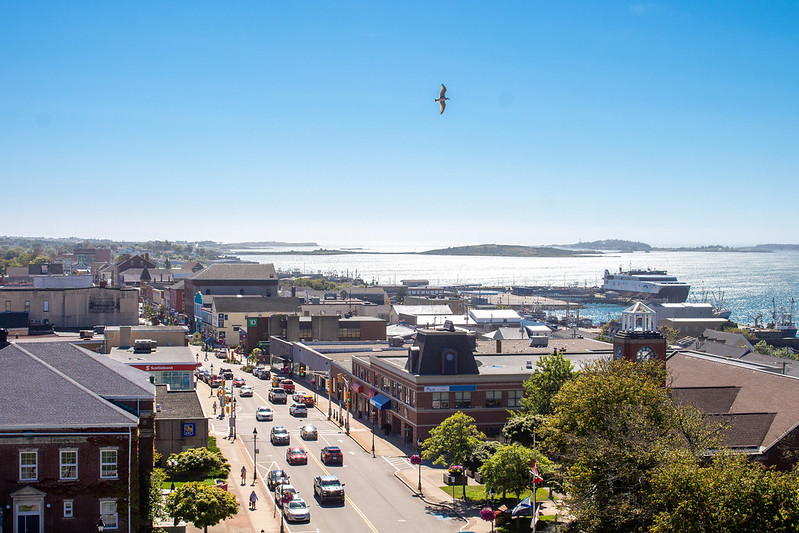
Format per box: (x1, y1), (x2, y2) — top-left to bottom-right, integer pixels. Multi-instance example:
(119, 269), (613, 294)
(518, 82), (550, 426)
(495, 339), (502, 353)
(0, 328), (9, 348)
(120, 326), (132, 348)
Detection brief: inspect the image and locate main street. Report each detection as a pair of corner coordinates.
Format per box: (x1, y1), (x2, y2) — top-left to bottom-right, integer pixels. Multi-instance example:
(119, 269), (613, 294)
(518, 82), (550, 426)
(200, 356), (465, 533)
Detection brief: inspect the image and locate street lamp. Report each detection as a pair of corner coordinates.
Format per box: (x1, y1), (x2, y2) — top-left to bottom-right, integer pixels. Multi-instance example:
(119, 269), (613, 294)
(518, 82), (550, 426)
(230, 396), (237, 440)
(410, 454), (422, 495)
(371, 407), (376, 458)
(252, 428), (258, 485)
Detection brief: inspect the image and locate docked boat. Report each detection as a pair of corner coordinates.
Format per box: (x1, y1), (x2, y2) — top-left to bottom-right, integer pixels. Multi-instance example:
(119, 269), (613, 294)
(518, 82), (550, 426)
(601, 268), (691, 303)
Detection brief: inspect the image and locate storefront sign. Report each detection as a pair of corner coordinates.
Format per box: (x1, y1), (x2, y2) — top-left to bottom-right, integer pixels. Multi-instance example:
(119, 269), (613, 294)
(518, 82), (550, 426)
(424, 385), (477, 392)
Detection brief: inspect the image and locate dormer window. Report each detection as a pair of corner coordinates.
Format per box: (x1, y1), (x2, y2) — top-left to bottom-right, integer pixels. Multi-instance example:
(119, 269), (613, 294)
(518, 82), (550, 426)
(442, 349), (457, 375)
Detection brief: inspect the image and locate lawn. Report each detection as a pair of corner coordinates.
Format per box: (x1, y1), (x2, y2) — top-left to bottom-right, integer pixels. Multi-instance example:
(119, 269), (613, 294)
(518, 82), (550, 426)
(437, 483), (552, 505)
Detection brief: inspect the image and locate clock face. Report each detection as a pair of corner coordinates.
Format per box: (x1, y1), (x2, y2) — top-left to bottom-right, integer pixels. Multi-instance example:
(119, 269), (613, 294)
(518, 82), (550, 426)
(614, 345), (624, 360)
(636, 346), (656, 362)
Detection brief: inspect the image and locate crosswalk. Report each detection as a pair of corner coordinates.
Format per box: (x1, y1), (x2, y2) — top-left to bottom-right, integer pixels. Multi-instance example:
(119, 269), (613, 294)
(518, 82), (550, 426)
(383, 455), (413, 471)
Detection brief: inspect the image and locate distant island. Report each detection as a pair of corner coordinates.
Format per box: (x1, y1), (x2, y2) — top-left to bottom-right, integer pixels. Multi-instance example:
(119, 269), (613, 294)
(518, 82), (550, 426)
(558, 239), (652, 252)
(226, 241), (319, 248)
(419, 244), (594, 257)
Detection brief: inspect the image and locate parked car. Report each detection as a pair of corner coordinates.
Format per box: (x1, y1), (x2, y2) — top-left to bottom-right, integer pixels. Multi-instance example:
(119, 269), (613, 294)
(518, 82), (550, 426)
(313, 475), (345, 504)
(239, 385), (254, 398)
(209, 375), (224, 388)
(283, 498), (310, 523)
(269, 388), (287, 404)
(300, 424), (318, 440)
(293, 392), (314, 407)
(255, 405), (273, 421)
(271, 426), (290, 445)
(276, 484), (299, 508)
(256, 367), (270, 380)
(286, 447), (308, 465)
(321, 446), (343, 465)
(216, 350), (227, 359)
(289, 402), (307, 417)
(232, 376), (246, 387)
(280, 379), (296, 393)
(267, 469), (289, 491)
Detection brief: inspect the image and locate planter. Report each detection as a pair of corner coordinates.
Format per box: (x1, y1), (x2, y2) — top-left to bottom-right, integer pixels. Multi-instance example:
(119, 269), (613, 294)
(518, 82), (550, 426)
(443, 473), (467, 485)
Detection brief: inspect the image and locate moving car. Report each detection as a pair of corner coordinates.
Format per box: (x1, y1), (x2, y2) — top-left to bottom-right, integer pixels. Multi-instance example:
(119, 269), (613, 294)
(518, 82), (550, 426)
(280, 379), (296, 393)
(239, 385), (254, 397)
(209, 375), (224, 388)
(293, 392), (314, 407)
(269, 388), (287, 404)
(300, 424), (318, 440)
(270, 426), (290, 445)
(220, 368), (234, 379)
(286, 447), (307, 465)
(289, 402), (307, 417)
(321, 446), (343, 465)
(232, 376), (246, 387)
(313, 475), (345, 504)
(267, 469), (289, 491)
(283, 498), (310, 523)
(276, 484), (299, 508)
(255, 406), (273, 421)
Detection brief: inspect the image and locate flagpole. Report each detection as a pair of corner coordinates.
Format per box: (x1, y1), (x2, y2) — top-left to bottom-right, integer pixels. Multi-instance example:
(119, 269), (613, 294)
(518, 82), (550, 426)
(532, 429), (536, 533)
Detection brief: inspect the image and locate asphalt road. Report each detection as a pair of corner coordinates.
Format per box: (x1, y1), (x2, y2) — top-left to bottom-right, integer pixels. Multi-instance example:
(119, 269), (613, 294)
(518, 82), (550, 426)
(207, 363), (462, 533)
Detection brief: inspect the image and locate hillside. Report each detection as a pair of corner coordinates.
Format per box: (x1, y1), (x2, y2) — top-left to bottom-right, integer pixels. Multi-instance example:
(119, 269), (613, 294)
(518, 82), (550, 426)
(558, 239), (652, 252)
(419, 244), (593, 257)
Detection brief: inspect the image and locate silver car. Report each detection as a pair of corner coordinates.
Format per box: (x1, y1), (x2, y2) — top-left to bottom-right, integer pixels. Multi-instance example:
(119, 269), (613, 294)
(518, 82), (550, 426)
(300, 424), (318, 440)
(284, 497), (310, 522)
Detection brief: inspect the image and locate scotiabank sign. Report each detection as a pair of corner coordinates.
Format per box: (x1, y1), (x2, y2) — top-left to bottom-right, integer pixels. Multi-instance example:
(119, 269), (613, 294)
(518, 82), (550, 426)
(134, 364), (196, 372)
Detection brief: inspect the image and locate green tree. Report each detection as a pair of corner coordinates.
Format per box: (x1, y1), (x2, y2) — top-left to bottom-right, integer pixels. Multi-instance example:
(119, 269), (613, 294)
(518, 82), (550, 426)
(658, 325), (680, 346)
(541, 359), (717, 533)
(166, 447), (230, 481)
(479, 443), (538, 500)
(502, 413), (545, 447)
(522, 353), (575, 416)
(165, 482), (238, 533)
(595, 319), (620, 343)
(465, 440), (503, 474)
(146, 468), (168, 524)
(422, 412), (484, 497)
(248, 347), (262, 367)
(650, 451), (799, 533)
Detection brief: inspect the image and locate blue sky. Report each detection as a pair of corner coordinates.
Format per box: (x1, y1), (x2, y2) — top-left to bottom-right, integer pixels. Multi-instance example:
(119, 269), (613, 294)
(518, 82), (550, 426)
(2, 1), (797, 248)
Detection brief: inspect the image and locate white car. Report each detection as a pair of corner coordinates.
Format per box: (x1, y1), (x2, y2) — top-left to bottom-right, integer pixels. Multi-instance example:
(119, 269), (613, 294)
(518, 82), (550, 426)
(256, 406), (273, 421)
(239, 385), (254, 397)
(284, 497), (310, 522)
(276, 484), (299, 508)
(289, 402), (307, 417)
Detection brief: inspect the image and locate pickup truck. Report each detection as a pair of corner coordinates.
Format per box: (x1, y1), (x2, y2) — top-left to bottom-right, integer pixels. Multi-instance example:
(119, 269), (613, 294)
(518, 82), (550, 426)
(280, 379), (296, 394)
(269, 388), (288, 404)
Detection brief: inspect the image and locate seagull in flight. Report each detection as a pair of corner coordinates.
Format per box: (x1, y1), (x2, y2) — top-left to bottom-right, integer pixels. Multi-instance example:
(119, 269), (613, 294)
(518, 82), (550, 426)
(435, 84), (450, 114)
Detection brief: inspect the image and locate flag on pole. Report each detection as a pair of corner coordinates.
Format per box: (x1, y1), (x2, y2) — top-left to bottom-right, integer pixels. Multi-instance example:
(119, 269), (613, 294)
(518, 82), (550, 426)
(531, 458), (543, 484)
(512, 496), (531, 516)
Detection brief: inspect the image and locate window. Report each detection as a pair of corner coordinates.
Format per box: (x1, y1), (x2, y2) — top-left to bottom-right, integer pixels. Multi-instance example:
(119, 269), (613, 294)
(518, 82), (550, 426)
(43, 300), (49, 312)
(454, 391), (472, 409)
(508, 390), (523, 408)
(100, 449), (118, 479)
(20, 450), (37, 481)
(63, 500), (74, 518)
(60, 449), (78, 480)
(4, 301), (9, 311)
(100, 499), (119, 529)
(486, 391), (503, 408)
(217, 313), (224, 327)
(432, 392), (449, 409)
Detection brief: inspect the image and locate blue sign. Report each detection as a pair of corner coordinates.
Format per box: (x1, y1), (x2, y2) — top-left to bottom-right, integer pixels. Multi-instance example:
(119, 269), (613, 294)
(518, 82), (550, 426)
(182, 423), (196, 438)
(449, 385), (477, 392)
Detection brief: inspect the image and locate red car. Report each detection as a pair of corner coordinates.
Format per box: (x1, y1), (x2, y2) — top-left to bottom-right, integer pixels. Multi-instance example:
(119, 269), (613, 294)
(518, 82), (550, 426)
(286, 447), (307, 465)
(280, 379), (296, 393)
(321, 446), (343, 465)
(209, 375), (224, 388)
(232, 377), (246, 387)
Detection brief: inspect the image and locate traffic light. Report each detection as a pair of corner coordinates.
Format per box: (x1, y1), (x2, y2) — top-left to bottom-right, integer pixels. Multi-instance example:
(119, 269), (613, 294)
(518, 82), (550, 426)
(337, 373), (342, 384)
(226, 405), (230, 413)
(299, 366), (305, 377)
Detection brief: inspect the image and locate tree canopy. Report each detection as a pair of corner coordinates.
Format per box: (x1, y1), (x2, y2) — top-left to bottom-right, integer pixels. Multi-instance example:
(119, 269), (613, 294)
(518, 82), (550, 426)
(421, 411), (485, 468)
(166, 447), (230, 481)
(522, 352), (575, 416)
(479, 443), (541, 500)
(165, 482), (238, 533)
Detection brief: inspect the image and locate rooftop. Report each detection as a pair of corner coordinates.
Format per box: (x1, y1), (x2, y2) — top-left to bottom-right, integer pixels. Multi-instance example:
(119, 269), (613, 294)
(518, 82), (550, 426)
(189, 263), (277, 281)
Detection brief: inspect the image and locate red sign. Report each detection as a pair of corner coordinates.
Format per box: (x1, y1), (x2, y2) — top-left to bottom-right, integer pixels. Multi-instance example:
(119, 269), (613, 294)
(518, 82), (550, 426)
(134, 364), (196, 371)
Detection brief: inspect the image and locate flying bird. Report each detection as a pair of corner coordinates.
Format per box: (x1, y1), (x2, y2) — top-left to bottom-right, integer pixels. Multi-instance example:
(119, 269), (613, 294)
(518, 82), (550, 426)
(435, 84), (450, 114)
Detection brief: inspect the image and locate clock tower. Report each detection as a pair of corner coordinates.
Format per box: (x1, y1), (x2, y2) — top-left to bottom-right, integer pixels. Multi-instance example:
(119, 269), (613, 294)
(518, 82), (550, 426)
(612, 301), (667, 364)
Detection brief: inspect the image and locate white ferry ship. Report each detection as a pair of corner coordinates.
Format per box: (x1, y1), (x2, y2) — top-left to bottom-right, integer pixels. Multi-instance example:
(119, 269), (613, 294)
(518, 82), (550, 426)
(602, 268), (691, 303)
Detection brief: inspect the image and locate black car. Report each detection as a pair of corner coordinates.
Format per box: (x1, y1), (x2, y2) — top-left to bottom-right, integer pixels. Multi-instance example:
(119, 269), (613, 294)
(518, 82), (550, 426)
(314, 475), (345, 504)
(320, 446), (343, 465)
(220, 368), (234, 380)
(267, 469), (290, 490)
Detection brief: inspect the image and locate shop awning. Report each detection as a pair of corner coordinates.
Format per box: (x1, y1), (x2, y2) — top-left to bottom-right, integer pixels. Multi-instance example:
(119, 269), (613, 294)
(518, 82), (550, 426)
(370, 394), (391, 410)
(352, 383), (364, 394)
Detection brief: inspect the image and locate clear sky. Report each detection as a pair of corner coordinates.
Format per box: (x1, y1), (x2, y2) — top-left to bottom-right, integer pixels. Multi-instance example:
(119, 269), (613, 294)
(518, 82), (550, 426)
(2, 1), (797, 248)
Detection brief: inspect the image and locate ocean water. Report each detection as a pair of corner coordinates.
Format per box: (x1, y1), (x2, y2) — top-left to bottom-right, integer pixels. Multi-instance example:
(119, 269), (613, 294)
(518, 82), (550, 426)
(232, 248), (799, 325)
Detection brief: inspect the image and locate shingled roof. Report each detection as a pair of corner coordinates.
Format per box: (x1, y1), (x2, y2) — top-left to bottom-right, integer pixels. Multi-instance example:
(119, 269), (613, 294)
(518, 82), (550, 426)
(189, 263), (277, 281)
(211, 296), (301, 314)
(0, 343), (139, 429)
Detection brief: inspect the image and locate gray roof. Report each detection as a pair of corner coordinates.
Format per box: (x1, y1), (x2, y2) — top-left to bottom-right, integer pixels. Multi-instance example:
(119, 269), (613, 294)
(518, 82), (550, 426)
(109, 345), (196, 365)
(212, 296), (301, 313)
(189, 263), (277, 281)
(20, 342), (155, 399)
(155, 385), (205, 419)
(0, 344), (140, 429)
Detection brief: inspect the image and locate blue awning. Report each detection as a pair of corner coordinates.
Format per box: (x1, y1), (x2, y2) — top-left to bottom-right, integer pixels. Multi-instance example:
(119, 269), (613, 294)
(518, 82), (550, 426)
(370, 394), (391, 410)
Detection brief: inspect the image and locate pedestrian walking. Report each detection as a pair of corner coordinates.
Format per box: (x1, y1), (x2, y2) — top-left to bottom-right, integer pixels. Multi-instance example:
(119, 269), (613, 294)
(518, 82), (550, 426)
(241, 466), (247, 486)
(213, 401), (217, 415)
(249, 490), (258, 510)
